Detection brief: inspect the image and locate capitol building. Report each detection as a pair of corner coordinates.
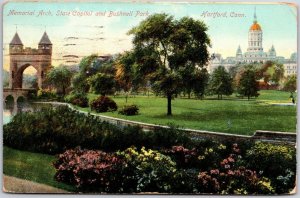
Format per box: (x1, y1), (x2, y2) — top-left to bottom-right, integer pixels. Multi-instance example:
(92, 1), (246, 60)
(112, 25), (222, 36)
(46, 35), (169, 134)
(208, 9), (297, 77)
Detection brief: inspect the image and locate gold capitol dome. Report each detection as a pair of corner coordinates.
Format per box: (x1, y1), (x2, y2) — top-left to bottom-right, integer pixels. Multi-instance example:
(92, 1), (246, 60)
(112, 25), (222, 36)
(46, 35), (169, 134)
(250, 22), (262, 31)
(249, 7), (262, 31)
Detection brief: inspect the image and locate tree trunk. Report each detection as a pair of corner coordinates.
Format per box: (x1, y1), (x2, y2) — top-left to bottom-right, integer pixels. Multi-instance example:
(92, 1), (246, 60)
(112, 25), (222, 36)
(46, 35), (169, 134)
(248, 95), (250, 100)
(62, 86), (66, 96)
(188, 92), (191, 99)
(167, 94), (172, 116)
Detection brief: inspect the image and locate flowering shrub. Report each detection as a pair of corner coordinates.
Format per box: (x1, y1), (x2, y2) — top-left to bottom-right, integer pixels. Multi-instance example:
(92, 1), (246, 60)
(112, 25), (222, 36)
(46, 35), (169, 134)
(117, 147), (177, 193)
(165, 146), (198, 168)
(197, 167), (274, 194)
(197, 144), (274, 195)
(65, 92), (89, 107)
(90, 96), (118, 112)
(245, 142), (296, 193)
(51, 143), (295, 194)
(118, 105), (139, 116)
(53, 147), (124, 192)
(195, 142), (229, 170)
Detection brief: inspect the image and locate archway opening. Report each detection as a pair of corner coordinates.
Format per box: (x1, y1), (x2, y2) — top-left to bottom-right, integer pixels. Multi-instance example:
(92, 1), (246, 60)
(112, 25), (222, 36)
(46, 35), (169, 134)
(22, 65), (38, 89)
(17, 96), (26, 109)
(5, 95), (14, 106)
(4, 95), (14, 113)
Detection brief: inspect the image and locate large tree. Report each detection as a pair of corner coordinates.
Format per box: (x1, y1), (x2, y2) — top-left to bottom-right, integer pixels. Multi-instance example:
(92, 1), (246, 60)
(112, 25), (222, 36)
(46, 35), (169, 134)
(209, 66), (233, 99)
(237, 68), (260, 100)
(129, 14), (210, 115)
(47, 65), (72, 96)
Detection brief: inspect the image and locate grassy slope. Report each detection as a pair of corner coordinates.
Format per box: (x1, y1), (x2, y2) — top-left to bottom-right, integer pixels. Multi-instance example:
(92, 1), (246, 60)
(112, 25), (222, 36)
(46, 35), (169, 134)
(3, 146), (76, 192)
(77, 90), (296, 136)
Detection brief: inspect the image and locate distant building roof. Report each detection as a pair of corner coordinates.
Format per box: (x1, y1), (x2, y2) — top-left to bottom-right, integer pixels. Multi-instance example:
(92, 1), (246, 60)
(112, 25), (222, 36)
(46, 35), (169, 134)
(39, 32), (52, 45)
(10, 32), (23, 45)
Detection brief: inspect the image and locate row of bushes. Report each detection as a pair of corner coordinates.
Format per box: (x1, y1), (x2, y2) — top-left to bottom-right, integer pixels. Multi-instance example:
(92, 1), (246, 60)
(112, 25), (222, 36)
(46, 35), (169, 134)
(3, 106), (190, 154)
(54, 142), (295, 194)
(65, 93), (139, 116)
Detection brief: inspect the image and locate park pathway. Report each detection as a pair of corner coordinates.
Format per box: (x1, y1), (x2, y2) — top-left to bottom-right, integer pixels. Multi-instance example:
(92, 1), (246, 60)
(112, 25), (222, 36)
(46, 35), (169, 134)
(3, 175), (69, 193)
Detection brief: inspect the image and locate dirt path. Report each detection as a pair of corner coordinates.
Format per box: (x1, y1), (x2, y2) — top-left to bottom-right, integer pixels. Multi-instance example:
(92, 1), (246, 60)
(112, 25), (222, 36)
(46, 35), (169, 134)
(3, 175), (69, 193)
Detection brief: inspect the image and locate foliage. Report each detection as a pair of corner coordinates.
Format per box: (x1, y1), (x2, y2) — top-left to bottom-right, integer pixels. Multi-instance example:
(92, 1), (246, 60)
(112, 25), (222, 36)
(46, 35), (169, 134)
(197, 144), (274, 195)
(22, 74), (38, 89)
(237, 68), (260, 100)
(282, 75), (297, 92)
(129, 13), (210, 115)
(46, 65), (73, 96)
(4, 106), (191, 154)
(88, 73), (115, 96)
(71, 54), (115, 94)
(193, 68), (209, 99)
(117, 147), (177, 193)
(53, 147), (124, 192)
(165, 146), (198, 168)
(245, 142), (296, 193)
(118, 105), (139, 116)
(72, 73), (90, 93)
(257, 61), (285, 86)
(50, 142), (293, 194)
(65, 92), (89, 107)
(197, 167), (274, 194)
(78, 54), (99, 75)
(90, 96), (118, 113)
(37, 88), (57, 100)
(208, 66), (233, 99)
(115, 51), (135, 101)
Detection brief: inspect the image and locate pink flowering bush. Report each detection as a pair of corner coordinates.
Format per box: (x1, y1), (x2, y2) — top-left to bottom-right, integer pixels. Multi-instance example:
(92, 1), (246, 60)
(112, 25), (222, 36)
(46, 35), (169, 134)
(197, 143), (274, 194)
(53, 147), (124, 192)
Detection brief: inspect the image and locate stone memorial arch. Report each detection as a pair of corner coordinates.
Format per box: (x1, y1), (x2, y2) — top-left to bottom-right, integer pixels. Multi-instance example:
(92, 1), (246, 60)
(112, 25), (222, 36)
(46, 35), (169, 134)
(9, 31), (52, 89)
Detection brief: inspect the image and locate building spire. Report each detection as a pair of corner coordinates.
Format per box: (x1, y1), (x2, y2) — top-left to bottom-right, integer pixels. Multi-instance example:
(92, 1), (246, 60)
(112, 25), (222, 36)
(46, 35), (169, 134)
(10, 32), (23, 45)
(254, 6), (257, 23)
(39, 31), (52, 45)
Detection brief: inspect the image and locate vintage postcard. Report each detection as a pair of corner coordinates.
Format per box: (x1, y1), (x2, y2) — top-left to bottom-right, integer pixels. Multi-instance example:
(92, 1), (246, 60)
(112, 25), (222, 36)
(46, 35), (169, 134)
(2, 1), (297, 194)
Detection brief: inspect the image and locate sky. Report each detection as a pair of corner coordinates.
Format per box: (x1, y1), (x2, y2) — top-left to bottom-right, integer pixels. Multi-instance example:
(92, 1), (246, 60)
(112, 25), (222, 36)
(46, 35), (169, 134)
(2, 2), (297, 72)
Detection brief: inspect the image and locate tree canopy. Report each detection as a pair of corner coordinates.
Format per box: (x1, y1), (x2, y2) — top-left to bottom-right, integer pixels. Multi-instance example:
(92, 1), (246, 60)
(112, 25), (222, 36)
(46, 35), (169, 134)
(209, 66), (233, 99)
(88, 73), (115, 96)
(128, 13), (211, 115)
(46, 65), (72, 96)
(237, 68), (260, 100)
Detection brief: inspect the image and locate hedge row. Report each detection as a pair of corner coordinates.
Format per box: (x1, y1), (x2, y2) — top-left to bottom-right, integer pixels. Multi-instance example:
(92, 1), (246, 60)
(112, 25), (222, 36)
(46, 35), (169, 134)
(3, 106), (190, 154)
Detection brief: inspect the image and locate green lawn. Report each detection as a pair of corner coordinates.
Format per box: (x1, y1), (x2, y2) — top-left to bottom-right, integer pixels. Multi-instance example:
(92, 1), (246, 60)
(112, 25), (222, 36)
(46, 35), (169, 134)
(76, 90), (296, 136)
(3, 146), (76, 192)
